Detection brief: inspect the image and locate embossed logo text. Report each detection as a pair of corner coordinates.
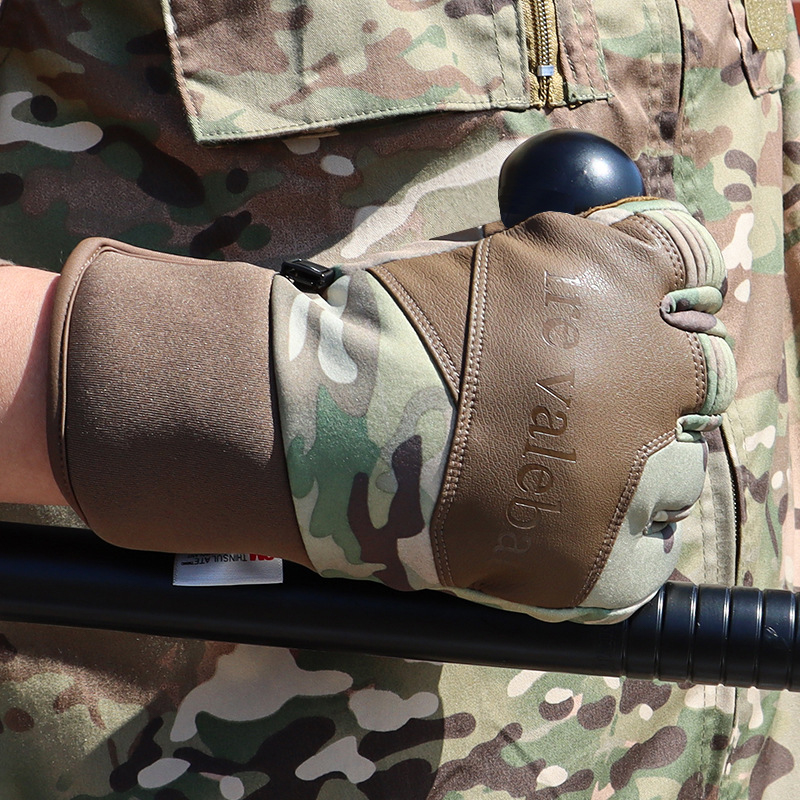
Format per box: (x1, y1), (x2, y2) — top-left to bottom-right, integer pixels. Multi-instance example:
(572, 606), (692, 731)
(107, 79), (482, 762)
(497, 272), (581, 555)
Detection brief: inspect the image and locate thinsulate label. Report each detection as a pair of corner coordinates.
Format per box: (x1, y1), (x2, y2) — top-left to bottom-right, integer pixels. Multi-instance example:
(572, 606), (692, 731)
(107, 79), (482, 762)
(174, 553), (283, 586)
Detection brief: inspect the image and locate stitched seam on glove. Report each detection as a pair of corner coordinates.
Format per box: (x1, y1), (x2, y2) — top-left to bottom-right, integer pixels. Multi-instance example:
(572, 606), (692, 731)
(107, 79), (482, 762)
(625, 214), (710, 410)
(431, 236), (491, 587)
(625, 213), (686, 290)
(688, 331), (708, 412)
(575, 428), (678, 605)
(370, 267), (460, 399)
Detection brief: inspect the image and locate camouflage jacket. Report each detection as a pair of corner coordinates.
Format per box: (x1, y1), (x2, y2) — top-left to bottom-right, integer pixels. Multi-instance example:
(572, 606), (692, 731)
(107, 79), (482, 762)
(1, 0), (800, 797)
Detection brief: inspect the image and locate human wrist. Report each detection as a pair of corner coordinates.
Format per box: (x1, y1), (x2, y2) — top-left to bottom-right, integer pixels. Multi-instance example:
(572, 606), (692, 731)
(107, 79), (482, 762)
(0, 266), (66, 505)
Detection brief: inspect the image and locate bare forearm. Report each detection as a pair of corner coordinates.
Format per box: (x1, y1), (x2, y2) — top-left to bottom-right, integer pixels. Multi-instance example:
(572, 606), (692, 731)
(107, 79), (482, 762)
(0, 266), (67, 505)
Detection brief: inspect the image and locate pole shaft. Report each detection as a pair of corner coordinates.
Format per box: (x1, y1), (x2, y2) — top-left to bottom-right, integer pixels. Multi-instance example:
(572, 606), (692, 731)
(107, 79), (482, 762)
(0, 522), (797, 690)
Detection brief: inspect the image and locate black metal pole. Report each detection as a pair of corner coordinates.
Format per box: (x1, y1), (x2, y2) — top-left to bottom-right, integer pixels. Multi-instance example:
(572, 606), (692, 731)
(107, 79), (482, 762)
(1, 521), (798, 690)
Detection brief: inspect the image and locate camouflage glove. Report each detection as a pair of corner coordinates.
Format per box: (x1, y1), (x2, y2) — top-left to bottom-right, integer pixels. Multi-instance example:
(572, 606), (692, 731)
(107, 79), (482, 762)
(47, 199), (735, 623)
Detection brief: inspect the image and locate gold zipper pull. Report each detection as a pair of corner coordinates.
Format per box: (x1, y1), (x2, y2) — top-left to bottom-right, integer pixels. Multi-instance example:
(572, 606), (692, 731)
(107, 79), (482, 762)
(523, 0), (565, 108)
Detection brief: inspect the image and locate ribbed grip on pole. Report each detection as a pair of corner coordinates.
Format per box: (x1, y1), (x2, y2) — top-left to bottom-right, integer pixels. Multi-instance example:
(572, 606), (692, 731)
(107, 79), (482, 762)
(623, 583), (800, 690)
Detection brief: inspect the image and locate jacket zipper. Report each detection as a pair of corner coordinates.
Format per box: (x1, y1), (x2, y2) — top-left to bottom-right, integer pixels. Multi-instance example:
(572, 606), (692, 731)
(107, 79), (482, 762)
(719, 424), (743, 582)
(523, 0), (565, 107)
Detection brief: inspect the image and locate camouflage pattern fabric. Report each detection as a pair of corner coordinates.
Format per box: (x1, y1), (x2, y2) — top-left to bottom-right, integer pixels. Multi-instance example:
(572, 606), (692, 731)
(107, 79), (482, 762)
(272, 267), (455, 595)
(161, 0), (532, 142)
(1, 0), (800, 797)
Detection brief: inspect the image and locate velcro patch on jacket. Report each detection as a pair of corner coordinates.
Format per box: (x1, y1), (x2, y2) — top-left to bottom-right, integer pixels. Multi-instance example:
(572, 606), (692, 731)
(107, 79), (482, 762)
(743, 0), (788, 51)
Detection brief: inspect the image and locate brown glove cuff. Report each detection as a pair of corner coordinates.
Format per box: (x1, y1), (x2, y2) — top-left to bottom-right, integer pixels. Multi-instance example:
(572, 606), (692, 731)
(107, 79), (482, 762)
(47, 238), (307, 564)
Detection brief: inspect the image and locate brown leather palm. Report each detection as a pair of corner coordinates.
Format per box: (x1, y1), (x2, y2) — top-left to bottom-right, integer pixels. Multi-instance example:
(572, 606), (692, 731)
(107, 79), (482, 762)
(370, 211), (705, 608)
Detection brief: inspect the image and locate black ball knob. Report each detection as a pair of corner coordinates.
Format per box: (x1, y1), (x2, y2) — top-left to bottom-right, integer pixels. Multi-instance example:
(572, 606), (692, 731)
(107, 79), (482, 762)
(498, 130), (645, 228)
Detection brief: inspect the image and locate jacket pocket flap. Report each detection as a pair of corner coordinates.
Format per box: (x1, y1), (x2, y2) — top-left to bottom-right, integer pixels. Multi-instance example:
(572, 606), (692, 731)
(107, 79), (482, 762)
(163, 0), (531, 143)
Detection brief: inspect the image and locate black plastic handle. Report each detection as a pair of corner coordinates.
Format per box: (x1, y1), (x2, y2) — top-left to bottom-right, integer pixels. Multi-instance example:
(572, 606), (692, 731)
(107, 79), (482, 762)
(498, 130), (645, 226)
(0, 522), (797, 690)
(624, 582), (799, 689)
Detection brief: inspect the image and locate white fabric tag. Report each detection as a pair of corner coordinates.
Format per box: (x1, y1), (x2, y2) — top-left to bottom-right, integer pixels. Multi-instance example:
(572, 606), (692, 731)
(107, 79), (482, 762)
(173, 553), (283, 586)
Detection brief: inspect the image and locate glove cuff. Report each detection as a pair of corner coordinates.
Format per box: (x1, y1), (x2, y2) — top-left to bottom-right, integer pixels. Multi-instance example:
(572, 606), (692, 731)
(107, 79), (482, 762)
(47, 238), (307, 563)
